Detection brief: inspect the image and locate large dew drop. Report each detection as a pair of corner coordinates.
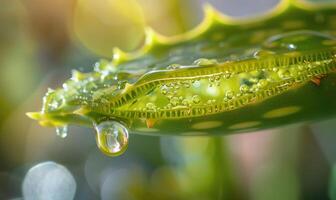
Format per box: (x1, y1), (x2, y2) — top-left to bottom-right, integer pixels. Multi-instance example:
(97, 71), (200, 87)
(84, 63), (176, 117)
(94, 121), (129, 156)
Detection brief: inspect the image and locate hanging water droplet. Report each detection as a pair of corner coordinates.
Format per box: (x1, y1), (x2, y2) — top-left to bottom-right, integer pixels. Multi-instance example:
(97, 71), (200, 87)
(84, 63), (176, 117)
(94, 121), (129, 156)
(56, 126), (68, 138)
(193, 58), (218, 66)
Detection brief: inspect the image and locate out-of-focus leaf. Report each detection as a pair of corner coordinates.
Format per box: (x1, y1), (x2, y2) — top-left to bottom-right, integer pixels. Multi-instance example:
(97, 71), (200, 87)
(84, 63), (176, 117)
(329, 165), (336, 200)
(73, 0), (145, 57)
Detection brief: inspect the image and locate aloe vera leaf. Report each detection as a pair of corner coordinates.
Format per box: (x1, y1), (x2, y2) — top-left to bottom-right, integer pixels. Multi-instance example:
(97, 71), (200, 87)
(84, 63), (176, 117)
(27, 0), (336, 136)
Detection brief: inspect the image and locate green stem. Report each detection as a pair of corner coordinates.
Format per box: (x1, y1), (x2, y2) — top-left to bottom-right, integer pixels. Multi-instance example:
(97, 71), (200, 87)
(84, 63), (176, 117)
(212, 136), (239, 199)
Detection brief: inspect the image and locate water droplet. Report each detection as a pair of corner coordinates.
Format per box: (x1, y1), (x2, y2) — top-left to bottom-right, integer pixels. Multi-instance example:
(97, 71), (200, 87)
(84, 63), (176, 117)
(62, 83), (69, 91)
(278, 69), (291, 79)
(257, 79), (268, 88)
(250, 84), (259, 92)
(94, 59), (115, 72)
(225, 90), (234, 99)
(193, 58), (218, 66)
(86, 82), (98, 91)
(192, 95), (200, 104)
(81, 87), (88, 94)
(160, 85), (168, 95)
(117, 81), (127, 89)
(287, 43), (296, 50)
(289, 67), (299, 76)
(249, 77), (259, 84)
(170, 97), (179, 106)
(253, 50), (275, 58)
(272, 67), (279, 72)
(209, 76), (215, 83)
(182, 81), (191, 88)
(223, 71), (231, 79)
(182, 99), (190, 106)
(298, 65), (305, 71)
(240, 84), (250, 93)
(192, 80), (201, 88)
(167, 64), (181, 70)
(46, 94), (65, 112)
(207, 99), (215, 104)
(56, 126), (68, 138)
(146, 103), (156, 111)
(49, 100), (60, 110)
(94, 121), (129, 156)
(71, 70), (86, 82)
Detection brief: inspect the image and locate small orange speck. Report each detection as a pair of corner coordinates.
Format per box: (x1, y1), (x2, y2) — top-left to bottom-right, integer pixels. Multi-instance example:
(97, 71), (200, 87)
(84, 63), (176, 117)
(311, 75), (326, 86)
(311, 78), (321, 86)
(145, 119), (156, 128)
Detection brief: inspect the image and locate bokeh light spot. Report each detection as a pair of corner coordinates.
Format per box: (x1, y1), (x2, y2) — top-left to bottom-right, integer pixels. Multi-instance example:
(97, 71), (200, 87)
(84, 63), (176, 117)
(22, 161), (76, 200)
(73, 0), (145, 57)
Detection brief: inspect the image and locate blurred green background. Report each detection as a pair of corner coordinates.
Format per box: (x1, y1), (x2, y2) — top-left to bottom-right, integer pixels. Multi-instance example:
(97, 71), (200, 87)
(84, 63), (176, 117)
(0, 0), (336, 199)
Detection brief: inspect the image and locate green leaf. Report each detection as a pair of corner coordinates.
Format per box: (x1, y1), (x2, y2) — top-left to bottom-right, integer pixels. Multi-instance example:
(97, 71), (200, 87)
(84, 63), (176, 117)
(28, 0), (336, 137)
(330, 165), (336, 200)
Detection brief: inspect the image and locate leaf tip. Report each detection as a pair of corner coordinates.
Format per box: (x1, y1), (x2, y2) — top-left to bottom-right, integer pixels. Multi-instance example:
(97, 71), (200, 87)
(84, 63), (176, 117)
(112, 47), (129, 65)
(26, 112), (42, 120)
